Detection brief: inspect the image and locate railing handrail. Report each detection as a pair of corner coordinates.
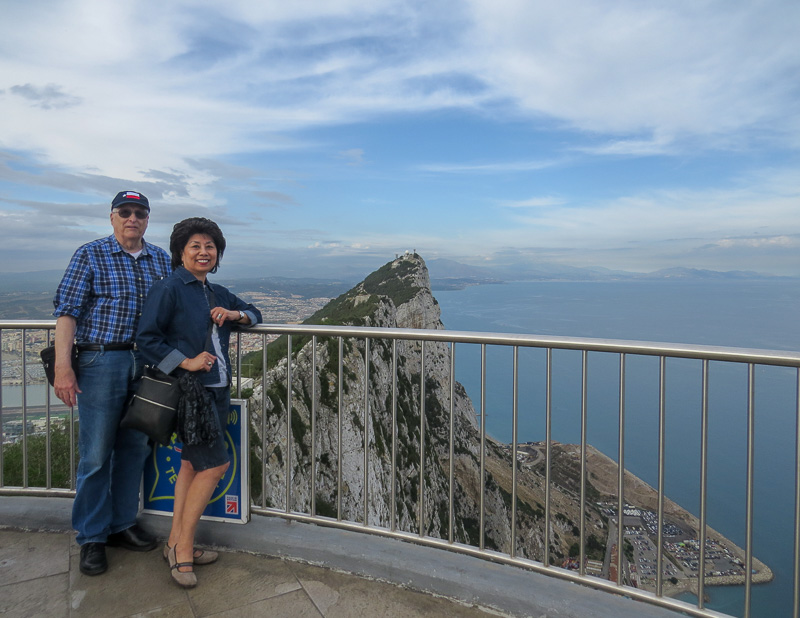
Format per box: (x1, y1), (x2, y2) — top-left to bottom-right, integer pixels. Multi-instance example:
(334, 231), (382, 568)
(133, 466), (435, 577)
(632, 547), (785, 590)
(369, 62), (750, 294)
(4, 319), (799, 367)
(0, 320), (57, 328)
(258, 323), (800, 367)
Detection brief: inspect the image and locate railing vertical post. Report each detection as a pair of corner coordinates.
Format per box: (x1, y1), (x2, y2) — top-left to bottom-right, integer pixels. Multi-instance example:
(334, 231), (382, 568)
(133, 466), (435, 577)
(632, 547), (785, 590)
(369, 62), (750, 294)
(579, 350), (587, 576)
(744, 363), (756, 618)
(480, 343), (486, 551)
(235, 331), (242, 398)
(337, 337), (343, 521)
(419, 340), (426, 537)
(69, 402), (76, 491)
(699, 359), (709, 608)
(544, 347), (552, 568)
(311, 335), (317, 517)
(511, 346), (519, 558)
(261, 335), (268, 509)
(616, 353), (626, 586)
(448, 342), (455, 544)
(286, 334), (293, 513)
(0, 332), (4, 486)
(794, 367), (800, 618)
(656, 356), (666, 597)
(21, 328), (28, 487)
(391, 339), (398, 532)
(45, 331), (52, 490)
(364, 337), (370, 526)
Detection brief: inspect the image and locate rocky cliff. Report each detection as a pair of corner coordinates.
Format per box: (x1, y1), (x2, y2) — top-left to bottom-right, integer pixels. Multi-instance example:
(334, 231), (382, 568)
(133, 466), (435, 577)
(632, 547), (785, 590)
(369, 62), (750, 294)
(250, 253), (606, 562)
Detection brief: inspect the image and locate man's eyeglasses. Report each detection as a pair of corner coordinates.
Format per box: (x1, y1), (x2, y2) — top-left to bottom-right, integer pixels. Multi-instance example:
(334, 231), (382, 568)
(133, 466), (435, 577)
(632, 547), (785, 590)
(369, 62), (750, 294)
(114, 208), (149, 220)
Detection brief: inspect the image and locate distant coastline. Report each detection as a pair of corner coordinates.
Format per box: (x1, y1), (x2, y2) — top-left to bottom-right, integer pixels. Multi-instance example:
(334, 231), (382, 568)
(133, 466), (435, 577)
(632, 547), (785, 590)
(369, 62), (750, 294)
(429, 272), (798, 292)
(497, 439), (772, 597)
(430, 277), (504, 291)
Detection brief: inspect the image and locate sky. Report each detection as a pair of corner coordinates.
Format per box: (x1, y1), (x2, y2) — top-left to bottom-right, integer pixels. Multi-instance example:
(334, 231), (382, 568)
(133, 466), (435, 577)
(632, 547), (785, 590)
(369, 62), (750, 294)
(1, 0), (799, 278)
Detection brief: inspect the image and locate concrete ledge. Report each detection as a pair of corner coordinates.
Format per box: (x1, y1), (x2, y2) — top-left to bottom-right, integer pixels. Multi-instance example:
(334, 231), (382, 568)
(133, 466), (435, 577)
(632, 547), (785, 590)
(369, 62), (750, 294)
(0, 496), (686, 618)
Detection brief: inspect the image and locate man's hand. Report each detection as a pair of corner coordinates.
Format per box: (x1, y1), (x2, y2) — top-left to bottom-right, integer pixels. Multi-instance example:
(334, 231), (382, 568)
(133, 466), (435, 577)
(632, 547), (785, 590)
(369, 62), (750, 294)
(54, 366), (81, 407)
(54, 316), (81, 406)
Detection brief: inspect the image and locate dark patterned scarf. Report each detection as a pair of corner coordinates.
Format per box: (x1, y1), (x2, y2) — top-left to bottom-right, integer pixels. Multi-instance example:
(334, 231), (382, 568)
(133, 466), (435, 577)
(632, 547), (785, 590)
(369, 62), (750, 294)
(176, 372), (219, 445)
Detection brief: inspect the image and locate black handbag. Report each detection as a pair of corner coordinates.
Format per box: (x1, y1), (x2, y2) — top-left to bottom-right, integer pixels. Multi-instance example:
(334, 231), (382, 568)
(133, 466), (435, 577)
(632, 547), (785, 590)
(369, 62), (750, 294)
(40, 345), (80, 387)
(120, 366), (181, 445)
(122, 295), (217, 445)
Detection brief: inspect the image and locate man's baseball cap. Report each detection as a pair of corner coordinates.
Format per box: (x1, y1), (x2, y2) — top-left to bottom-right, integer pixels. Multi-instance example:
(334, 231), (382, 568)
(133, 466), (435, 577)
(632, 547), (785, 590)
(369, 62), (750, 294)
(111, 191), (150, 212)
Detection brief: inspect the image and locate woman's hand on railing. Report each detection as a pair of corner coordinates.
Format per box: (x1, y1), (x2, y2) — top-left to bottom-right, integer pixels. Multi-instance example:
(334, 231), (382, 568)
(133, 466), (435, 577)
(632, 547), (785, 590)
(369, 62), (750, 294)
(180, 352), (218, 373)
(209, 306), (247, 327)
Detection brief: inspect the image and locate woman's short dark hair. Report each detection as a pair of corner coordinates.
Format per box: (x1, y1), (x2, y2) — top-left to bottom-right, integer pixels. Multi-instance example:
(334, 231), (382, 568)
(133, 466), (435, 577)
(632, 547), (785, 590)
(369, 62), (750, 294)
(170, 217), (227, 273)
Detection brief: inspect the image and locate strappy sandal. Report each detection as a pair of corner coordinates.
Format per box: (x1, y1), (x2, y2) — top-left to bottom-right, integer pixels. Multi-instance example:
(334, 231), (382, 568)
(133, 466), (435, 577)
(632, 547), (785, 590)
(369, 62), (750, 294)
(167, 544), (197, 588)
(191, 548), (218, 565)
(164, 543), (218, 565)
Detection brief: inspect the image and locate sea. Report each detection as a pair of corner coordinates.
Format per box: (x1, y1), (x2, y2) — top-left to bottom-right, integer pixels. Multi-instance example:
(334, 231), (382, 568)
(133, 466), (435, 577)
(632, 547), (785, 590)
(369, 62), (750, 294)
(434, 279), (799, 618)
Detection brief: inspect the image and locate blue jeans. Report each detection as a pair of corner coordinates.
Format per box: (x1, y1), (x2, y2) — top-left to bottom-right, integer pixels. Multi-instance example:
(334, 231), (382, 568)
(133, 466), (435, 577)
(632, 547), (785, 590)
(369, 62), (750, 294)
(72, 348), (150, 545)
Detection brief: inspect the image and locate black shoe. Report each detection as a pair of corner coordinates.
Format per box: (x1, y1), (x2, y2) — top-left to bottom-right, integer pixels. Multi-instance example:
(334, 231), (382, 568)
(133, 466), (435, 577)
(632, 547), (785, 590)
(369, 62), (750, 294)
(80, 542), (107, 576)
(106, 524), (158, 552)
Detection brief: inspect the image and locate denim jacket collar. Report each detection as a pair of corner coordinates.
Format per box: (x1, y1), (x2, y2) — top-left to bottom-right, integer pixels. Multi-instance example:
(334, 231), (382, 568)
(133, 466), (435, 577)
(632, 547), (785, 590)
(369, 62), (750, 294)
(175, 265), (208, 286)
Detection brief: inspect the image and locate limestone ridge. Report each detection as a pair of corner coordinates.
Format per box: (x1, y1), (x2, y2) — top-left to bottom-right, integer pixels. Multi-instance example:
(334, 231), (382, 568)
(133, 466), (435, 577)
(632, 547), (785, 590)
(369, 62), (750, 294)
(251, 252), (601, 561)
(248, 254), (772, 593)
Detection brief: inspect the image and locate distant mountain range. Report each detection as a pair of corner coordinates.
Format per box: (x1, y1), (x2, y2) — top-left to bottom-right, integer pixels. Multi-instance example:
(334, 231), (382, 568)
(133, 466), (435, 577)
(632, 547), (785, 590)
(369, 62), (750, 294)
(425, 259), (793, 289)
(0, 260), (792, 298)
(0, 270), (65, 294)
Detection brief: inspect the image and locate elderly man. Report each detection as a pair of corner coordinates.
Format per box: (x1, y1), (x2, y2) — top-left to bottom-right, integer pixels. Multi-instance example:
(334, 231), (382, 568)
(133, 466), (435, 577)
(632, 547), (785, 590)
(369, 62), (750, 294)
(53, 191), (172, 575)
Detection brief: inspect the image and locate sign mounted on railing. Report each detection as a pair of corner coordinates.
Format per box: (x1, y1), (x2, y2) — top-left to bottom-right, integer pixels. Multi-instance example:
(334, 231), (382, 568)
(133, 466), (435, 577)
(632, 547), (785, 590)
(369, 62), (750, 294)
(142, 399), (249, 524)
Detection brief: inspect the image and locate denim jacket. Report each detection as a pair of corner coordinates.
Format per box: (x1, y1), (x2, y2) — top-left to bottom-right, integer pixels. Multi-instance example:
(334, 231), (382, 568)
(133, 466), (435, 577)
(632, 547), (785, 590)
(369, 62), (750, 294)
(136, 266), (262, 386)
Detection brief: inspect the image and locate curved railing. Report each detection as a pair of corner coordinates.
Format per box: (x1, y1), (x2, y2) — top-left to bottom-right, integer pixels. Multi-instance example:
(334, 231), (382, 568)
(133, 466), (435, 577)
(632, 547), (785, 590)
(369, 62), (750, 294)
(2, 319), (799, 618)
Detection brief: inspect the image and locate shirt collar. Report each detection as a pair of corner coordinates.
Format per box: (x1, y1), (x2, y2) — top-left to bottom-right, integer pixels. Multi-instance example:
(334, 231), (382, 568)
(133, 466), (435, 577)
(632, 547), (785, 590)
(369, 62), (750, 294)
(107, 234), (151, 256)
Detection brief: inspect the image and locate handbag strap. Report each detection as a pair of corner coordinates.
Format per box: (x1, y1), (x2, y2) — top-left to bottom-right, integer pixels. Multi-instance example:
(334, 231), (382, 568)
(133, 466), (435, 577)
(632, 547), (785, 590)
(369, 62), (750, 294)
(204, 284), (217, 353)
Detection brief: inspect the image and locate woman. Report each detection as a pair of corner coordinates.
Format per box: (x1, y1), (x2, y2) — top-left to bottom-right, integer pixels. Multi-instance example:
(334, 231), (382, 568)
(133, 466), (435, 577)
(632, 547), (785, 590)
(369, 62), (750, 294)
(136, 217), (262, 588)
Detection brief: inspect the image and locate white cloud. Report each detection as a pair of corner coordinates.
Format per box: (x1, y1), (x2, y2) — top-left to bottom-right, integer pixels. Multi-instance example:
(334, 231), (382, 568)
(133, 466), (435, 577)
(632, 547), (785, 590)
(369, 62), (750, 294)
(501, 196), (566, 208)
(9, 83), (81, 109)
(337, 149), (366, 166)
(504, 187), (799, 249)
(464, 0), (800, 144)
(574, 132), (676, 157)
(2, 0), (797, 184)
(418, 159), (562, 173)
(712, 235), (799, 250)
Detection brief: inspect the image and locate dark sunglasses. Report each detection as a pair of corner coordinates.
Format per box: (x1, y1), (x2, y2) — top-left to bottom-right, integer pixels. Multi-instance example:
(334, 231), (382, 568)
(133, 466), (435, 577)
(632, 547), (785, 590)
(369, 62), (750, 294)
(114, 207), (149, 220)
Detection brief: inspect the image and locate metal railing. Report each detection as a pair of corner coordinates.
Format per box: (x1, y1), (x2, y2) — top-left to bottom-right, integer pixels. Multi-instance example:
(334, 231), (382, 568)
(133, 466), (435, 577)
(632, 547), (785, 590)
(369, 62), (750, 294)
(0, 321), (77, 497)
(2, 319), (799, 618)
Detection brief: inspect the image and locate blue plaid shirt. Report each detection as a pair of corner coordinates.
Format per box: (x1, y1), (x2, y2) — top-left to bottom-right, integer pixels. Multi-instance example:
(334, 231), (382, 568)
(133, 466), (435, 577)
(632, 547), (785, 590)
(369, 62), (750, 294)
(53, 234), (172, 344)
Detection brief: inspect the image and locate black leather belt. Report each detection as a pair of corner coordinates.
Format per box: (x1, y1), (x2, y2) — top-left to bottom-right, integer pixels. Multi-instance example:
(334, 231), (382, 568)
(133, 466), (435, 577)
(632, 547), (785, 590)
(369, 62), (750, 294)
(77, 343), (136, 351)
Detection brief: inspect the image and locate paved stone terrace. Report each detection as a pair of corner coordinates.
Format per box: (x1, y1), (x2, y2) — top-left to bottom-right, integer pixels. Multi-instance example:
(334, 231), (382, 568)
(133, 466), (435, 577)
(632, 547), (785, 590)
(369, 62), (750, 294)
(1, 528), (507, 617)
(1, 496), (691, 618)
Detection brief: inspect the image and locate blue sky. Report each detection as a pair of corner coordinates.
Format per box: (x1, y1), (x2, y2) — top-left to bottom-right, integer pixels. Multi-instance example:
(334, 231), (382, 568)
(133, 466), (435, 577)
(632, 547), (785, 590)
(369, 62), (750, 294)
(1, 0), (798, 277)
